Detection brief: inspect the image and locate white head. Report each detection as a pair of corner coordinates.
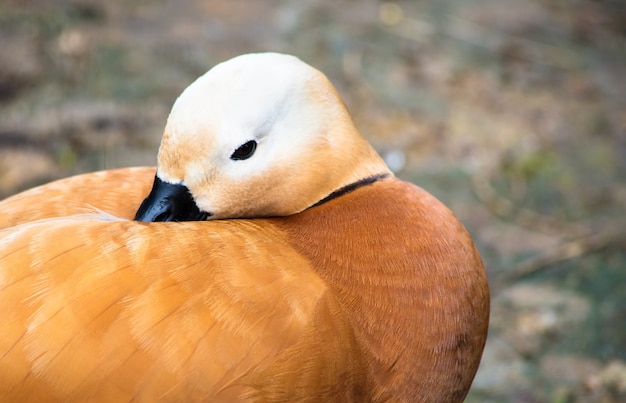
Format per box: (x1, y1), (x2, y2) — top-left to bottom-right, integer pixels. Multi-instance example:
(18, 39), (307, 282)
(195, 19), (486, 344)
(137, 53), (390, 221)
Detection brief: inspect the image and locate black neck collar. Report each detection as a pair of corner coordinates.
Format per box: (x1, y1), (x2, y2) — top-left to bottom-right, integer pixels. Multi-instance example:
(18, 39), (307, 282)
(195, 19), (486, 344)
(308, 173), (391, 210)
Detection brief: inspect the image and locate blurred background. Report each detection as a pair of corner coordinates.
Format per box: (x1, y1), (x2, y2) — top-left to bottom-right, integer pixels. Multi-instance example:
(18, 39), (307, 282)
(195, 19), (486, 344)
(1, 0), (625, 401)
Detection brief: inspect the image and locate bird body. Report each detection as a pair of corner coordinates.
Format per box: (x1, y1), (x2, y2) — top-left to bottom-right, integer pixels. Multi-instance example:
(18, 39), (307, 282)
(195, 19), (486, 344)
(0, 53), (489, 402)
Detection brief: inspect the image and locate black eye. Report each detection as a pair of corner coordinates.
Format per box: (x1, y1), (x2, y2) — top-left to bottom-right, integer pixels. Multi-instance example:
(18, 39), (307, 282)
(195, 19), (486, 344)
(230, 140), (257, 161)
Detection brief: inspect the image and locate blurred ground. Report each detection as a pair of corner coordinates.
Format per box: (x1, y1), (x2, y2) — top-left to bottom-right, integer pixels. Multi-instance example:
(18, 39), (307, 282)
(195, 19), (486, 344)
(1, 0), (625, 401)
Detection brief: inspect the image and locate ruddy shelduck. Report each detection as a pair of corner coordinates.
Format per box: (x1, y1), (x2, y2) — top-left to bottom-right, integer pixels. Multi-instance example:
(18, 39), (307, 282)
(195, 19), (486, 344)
(0, 53), (489, 402)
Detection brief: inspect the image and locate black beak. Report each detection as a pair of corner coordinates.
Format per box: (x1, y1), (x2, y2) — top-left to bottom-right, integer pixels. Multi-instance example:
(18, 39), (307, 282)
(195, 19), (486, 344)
(134, 175), (210, 222)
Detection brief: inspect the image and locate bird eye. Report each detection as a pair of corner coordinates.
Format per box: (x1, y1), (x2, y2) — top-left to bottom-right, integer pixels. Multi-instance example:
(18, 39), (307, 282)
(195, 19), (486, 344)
(230, 140), (257, 161)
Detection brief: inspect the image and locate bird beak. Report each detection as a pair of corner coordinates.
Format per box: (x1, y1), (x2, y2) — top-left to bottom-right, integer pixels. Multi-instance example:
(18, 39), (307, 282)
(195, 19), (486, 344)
(134, 175), (210, 222)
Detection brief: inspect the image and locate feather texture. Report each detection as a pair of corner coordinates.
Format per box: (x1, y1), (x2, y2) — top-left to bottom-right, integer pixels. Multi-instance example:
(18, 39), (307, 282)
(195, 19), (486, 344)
(0, 212), (362, 401)
(0, 167), (155, 229)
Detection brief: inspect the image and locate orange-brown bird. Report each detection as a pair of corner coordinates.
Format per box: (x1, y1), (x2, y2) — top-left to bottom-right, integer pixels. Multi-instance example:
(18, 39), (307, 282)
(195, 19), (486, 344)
(0, 53), (489, 402)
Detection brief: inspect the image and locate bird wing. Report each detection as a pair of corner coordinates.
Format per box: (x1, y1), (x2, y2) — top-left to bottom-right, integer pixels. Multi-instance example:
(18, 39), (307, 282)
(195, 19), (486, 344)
(0, 216), (360, 401)
(0, 167), (155, 229)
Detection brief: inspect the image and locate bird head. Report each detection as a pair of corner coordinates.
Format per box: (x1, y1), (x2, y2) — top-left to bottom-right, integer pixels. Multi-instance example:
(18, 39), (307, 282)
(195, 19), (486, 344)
(135, 53), (390, 221)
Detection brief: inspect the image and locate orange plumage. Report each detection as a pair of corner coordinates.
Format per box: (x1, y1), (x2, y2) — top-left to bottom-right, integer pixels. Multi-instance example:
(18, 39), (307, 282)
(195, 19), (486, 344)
(0, 53), (489, 402)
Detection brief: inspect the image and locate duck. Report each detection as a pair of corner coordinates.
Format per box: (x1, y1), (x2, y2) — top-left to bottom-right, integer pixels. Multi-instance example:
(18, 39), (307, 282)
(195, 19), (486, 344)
(0, 52), (489, 402)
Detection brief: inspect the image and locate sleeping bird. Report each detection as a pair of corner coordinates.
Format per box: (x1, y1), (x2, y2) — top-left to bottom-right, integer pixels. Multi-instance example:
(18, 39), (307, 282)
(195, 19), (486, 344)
(0, 52), (489, 402)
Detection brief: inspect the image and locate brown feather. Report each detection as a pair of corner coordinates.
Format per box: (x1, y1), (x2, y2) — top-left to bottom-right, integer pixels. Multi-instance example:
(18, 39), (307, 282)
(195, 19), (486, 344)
(0, 216), (364, 401)
(0, 175), (488, 402)
(0, 167), (155, 229)
(275, 178), (490, 401)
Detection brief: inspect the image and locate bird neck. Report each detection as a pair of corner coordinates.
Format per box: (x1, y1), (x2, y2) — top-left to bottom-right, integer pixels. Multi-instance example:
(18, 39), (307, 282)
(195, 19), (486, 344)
(275, 178), (490, 401)
(307, 173), (391, 210)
